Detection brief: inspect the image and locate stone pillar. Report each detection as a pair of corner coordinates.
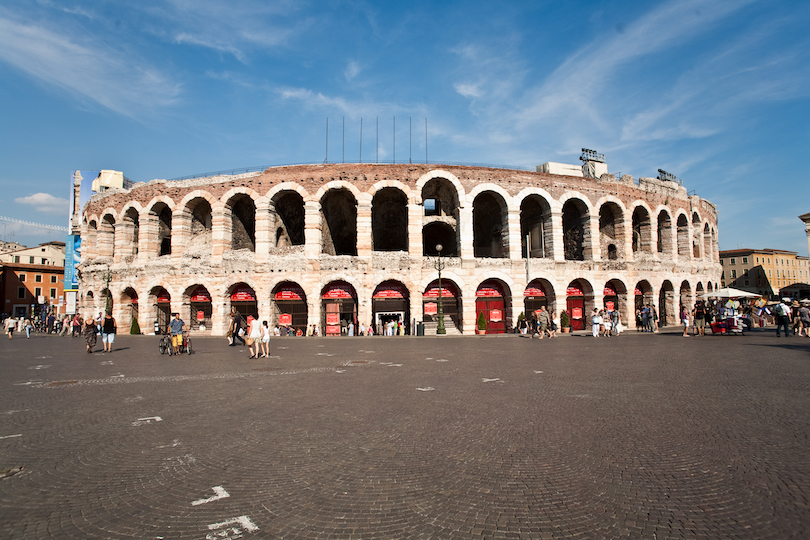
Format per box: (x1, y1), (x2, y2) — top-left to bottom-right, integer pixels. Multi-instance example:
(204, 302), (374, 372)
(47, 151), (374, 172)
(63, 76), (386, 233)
(461, 286), (476, 334)
(138, 214), (159, 262)
(410, 291), (423, 327)
(357, 293), (372, 333)
(254, 202), (272, 264)
(550, 210), (565, 261)
(586, 215), (600, 261)
(507, 209), (521, 260)
(257, 293), (273, 326)
(459, 204), (474, 260)
(622, 215), (634, 262)
(407, 203), (423, 259)
(211, 206), (228, 264)
(356, 199), (372, 258)
(308, 294), (322, 333)
(304, 201), (322, 259)
(171, 209), (190, 264)
(113, 222), (134, 264)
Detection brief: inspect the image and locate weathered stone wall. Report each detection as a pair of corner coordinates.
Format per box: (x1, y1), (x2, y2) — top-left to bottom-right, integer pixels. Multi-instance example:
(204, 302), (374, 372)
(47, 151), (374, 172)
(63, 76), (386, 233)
(78, 164), (721, 335)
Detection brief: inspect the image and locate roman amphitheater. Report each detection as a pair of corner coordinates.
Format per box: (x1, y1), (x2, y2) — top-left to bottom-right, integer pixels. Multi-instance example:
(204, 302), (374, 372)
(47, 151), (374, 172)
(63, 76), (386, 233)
(77, 161), (721, 335)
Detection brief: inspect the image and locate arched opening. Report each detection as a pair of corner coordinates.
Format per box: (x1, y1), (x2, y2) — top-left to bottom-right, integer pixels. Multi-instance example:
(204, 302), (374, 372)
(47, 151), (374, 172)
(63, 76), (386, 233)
(562, 199), (590, 261)
(520, 195), (553, 259)
(634, 280), (654, 313)
(84, 290), (95, 314)
(524, 279), (555, 319)
(692, 213), (702, 258)
(696, 282), (705, 303)
(321, 189), (357, 256)
(98, 214), (115, 259)
(372, 188), (408, 252)
(372, 280), (409, 335)
(703, 223), (712, 261)
(565, 280), (591, 331)
(321, 281), (358, 335)
(272, 282), (308, 333)
(659, 280), (675, 326)
(423, 279), (461, 333)
(272, 191), (305, 247)
(185, 198), (212, 257)
(603, 280), (627, 313)
(122, 208), (139, 259)
(150, 287), (171, 332)
(657, 210), (673, 254)
(150, 203), (172, 257)
(632, 207), (652, 253)
(707, 282), (714, 294)
(86, 220), (98, 260)
(186, 285), (212, 331)
(100, 288), (113, 314)
(228, 195), (256, 252)
(476, 279), (510, 333)
(679, 281), (693, 314)
(473, 192), (507, 258)
(599, 203), (625, 260)
(676, 214), (690, 258)
(423, 222), (457, 257)
(422, 177), (459, 257)
(120, 287), (138, 334)
(229, 283), (258, 321)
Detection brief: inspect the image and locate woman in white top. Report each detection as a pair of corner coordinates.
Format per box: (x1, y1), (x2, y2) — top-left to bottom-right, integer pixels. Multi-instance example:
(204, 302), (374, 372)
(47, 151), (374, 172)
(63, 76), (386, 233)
(247, 317), (262, 358)
(260, 321), (270, 358)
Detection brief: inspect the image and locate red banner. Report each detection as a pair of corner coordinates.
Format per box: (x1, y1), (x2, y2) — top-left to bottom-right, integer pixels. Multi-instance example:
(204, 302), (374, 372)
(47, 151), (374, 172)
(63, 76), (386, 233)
(424, 302), (438, 315)
(231, 285), (256, 301)
(489, 309), (503, 322)
(326, 325), (340, 335)
(571, 307), (583, 319)
(373, 283), (407, 299)
(190, 286), (211, 303)
(279, 313), (292, 325)
(603, 285), (616, 296)
(423, 287), (455, 298)
(567, 285), (583, 296)
(634, 288), (643, 295)
(605, 301), (615, 311)
(326, 313), (340, 325)
(524, 286), (546, 297)
(156, 290), (170, 303)
(322, 283), (355, 299)
(196, 310), (205, 321)
(476, 287), (502, 298)
(275, 284), (305, 301)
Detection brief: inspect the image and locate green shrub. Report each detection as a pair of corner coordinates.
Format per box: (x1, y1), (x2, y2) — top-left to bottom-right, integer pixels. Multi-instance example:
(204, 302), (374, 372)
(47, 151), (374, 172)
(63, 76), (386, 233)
(130, 316), (141, 335)
(560, 310), (570, 327)
(477, 311), (487, 330)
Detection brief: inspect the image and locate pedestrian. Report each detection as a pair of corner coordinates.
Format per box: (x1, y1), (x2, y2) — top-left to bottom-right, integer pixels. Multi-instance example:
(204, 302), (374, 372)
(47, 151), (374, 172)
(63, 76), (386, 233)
(536, 306), (550, 339)
(547, 309), (558, 338)
(260, 320), (270, 357)
(47, 313), (55, 334)
(226, 312), (235, 346)
(5, 316), (15, 339)
(591, 308), (602, 337)
(100, 311), (117, 353)
(348, 321), (355, 336)
(650, 305), (659, 333)
(59, 315), (71, 336)
(798, 301), (810, 337)
(167, 312), (185, 354)
(612, 308), (622, 335)
(681, 305), (690, 337)
(23, 317), (33, 338)
(72, 313), (82, 337)
(641, 305), (651, 332)
(791, 301), (801, 336)
(246, 316), (261, 358)
(602, 309), (612, 337)
(233, 312), (246, 345)
(83, 315), (98, 353)
(692, 301), (706, 337)
(774, 298), (792, 337)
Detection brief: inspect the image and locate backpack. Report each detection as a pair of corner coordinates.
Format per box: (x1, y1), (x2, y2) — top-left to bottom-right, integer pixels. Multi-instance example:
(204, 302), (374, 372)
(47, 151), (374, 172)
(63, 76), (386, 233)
(695, 306), (705, 318)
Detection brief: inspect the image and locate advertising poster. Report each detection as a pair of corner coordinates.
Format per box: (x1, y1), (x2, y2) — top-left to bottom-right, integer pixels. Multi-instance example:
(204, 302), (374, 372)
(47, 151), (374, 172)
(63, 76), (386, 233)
(64, 234), (81, 291)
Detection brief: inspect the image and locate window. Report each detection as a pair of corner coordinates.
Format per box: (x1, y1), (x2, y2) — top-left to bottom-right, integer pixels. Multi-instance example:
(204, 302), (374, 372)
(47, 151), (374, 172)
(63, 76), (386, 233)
(730, 258), (736, 265)
(720, 260), (724, 265)
(742, 257), (748, 264)
(19, 273), (25, 282)
(731, 270), (737, 279)
(50, 288), (56, 298)
(14, 255), (19, 263)
(744, 280), (749, 286)
(756, 257), (759, 263)
(424, 198), (440, 216)
(50, 275), (57, 283)
(768, 258), (771, 263)
(35, 275), (42, 283)
(34, 287), (41, 297)
(29, 256), (34, 263)
(17, 287), (25, 299)
(41, 258), (47, 265)
(769, 270), (772, 277)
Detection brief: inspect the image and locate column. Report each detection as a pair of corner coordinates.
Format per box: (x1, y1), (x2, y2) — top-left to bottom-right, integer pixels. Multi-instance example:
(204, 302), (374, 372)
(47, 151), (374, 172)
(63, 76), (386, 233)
(304, 201), (322, 259)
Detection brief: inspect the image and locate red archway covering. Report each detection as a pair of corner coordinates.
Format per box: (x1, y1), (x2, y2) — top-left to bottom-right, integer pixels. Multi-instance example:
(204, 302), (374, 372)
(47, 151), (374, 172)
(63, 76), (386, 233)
(231, 285), (256, 301)
(274, 283), (305, 301)
(190, 286), (211, 302)
(373, 281), (407, 299)
(156, 290), (170, 303)
(322, 282), (356, 299)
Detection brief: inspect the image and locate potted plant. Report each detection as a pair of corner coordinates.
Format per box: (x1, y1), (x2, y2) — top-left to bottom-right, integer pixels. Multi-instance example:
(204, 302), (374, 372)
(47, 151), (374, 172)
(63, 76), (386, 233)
(130, 316), (141, 335)
(476, 312), (487, 335)
(559, 310), (570, 333)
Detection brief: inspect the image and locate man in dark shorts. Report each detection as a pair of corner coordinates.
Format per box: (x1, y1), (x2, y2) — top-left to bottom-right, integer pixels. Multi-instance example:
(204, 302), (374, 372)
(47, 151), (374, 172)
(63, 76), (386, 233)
(692, 301), (706, 336)
(168, 312), (185, 354)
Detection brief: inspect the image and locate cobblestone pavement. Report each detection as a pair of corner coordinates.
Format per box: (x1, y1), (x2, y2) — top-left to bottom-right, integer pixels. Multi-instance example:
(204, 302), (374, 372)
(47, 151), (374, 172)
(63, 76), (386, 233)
(1, 328), (808, 539)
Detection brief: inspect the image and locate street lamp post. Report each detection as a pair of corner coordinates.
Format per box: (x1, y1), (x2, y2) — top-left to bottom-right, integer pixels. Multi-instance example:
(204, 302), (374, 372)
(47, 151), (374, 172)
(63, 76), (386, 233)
(434, 244), (446, 335)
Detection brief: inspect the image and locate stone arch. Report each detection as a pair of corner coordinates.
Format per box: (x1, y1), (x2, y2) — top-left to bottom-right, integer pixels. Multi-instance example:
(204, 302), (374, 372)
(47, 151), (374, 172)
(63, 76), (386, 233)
(474, 276), (513, 334)
(117, 286), (139, 333)
(84, 218), (98, 261)
(147, 284), (173, 331)
(560, 195), (592, 260)
(659, 280), (676, 326)
(313, 180), (364, 204)
(270, 189), (306, 248)
(183, 283), (214, 330)
(520, 192), (554, 259)
(368, 179), (413, 202)
(120, 205), (140, 261)
(703, 223), (712, 261)
(180, 194), (215, 258)
(676, 212), (690, 258)
(679, 280), (693, 313)
(421, 174), (461, 257)
(523, 277), (558, 317)
(421, 273), (465, 333)
(472, 190), (509, 258)
(98, 213), (116, 260)
(415, 170), (465, 203)
(656, 208), (674, 255)
(372, 186), (408, 252)
(691, 212), (703, 259)
(564, 278), (594, 331)
(320, 187), (358, 256)
(146, 197), (175, 257)
(632, 203), (653, 253)
(599, 201), (626, 260)
(223, 192), (257, 252)
(423, 222), (457, 257)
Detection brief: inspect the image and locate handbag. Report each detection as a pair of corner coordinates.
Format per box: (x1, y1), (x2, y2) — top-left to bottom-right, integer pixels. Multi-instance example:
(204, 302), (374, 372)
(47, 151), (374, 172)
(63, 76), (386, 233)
(245, 337), (254, 346)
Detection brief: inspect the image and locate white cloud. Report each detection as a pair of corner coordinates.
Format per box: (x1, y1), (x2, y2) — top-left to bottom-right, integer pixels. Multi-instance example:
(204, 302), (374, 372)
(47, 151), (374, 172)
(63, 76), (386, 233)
(344, 60), (361, 82)
(0, 13), (180, 117)
(15, 193), (69, 216)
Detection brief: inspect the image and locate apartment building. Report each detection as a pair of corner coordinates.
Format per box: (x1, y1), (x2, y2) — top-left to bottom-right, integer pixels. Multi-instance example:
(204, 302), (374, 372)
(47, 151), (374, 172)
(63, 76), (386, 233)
(719, 248), (810, 298)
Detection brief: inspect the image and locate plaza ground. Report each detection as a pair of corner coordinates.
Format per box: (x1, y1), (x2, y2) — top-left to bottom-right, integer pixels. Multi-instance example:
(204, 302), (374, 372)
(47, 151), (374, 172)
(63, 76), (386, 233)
(1, 328), (808, 539)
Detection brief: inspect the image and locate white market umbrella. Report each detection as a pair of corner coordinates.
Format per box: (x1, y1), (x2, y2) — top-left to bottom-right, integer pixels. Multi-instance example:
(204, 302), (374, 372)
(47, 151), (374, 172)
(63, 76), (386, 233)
(701, 287), (761, 299)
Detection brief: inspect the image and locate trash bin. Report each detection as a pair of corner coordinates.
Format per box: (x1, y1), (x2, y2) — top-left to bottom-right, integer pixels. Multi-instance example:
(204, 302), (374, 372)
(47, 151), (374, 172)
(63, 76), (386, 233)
(416, 322), (424, 336)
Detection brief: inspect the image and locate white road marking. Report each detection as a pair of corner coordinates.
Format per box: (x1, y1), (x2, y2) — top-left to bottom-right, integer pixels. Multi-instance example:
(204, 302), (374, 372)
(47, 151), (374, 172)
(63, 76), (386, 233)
(534, 370), (544, 374)
(387, 363), (403, 367)
(100, 360), (114, 365)
(156, 439), (181, 448)
(482, 378), (501, 383)
(0, 434), (22, 439)
(416, 387), (435, 392)
(436, 359), (448, 362)
(192, 486), (230, 506)
(207, 515), (259, 535)
(112, 374), (125, 378)
(28, 365), (50, 370)
(132, 416), (162, 426)
(14, 381), (41, 386)
(335, 370), (345, 373)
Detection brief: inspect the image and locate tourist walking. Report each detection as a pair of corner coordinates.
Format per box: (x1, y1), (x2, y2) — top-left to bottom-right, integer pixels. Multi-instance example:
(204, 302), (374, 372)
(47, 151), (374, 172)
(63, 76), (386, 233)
(23, 317), (33, 338)
(798, 301), (810, 337)
(247, 316), (261, 358)
(100, 312), (117, 353)
(536, 306), (550, 339)
(692, 301), (706, 337)
(5, 316), (15, 339)
(72, 313), (82, 337)
(260, 321), (270, 357)
(591, 308), (602, 337)
(774, 298), (792, 337)
(83, 316), (98, 353)
(547, 309), (558, 338)
(681, 305), (690, 337)
(59, 315), (71, 336)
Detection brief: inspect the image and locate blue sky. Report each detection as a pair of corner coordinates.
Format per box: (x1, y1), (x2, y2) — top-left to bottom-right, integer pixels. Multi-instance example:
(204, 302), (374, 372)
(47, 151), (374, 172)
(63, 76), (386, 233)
(0, 0), (808, 254)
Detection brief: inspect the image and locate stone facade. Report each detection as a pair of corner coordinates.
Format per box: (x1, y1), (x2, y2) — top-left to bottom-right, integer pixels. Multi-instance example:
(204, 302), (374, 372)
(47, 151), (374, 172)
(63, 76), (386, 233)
(77, 164), (721, 335)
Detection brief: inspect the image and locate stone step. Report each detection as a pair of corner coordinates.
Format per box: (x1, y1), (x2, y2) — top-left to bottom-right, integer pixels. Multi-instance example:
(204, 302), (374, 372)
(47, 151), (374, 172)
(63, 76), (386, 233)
(422, 320), (463, 335)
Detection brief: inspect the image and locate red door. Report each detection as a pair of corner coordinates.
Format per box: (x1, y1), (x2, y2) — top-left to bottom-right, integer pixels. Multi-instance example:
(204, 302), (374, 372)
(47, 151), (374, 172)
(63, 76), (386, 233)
(476, 298), (505, 334)
(567, 297), (585, 331)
